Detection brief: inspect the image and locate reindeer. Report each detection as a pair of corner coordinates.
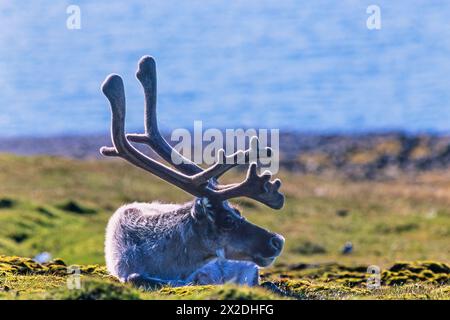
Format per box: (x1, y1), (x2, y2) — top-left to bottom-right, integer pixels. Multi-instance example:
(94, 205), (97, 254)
(101, 56), (285, 288)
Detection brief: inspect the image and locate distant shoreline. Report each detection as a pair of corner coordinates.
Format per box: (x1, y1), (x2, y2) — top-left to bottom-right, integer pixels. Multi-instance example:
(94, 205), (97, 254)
(0, 131), (449, 158)
(1, 132), (450, 179)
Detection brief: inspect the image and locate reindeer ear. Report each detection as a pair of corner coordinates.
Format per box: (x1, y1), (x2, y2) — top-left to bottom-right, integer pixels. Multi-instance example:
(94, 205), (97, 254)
(192, 198), (215, 221)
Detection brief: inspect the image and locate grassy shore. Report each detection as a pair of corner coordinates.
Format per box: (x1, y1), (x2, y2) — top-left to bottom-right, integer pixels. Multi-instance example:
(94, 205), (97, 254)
(0, 153), (449, 299)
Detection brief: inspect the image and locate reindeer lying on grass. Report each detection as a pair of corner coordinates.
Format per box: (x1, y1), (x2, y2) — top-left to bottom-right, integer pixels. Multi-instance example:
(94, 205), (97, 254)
(101, 56), (285, 288)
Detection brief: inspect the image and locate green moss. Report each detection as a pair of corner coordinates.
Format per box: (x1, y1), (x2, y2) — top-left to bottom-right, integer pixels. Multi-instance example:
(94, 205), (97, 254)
(208, 286), (281, 300)
(0, 255), (449, 300)
(263, 260), (449, 299)
(389, 261), (450, 274)
(158, 285), (215, 297)
(50, 277), (140, 300)
(381, 261), (449, 285)
(158, 284), (284, 300)
(277, 278), (369, 299)
(0, 255), (107, 276)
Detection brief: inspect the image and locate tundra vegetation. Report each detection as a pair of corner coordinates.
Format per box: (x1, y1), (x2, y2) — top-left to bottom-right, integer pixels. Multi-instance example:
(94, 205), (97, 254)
(0, 153), (449, 299)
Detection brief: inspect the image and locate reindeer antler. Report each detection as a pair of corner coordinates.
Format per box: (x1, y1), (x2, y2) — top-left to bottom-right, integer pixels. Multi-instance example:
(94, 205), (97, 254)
(100, 56), (284, 209)
(126, 56), (203, 176)
(214, 163), (284, 209)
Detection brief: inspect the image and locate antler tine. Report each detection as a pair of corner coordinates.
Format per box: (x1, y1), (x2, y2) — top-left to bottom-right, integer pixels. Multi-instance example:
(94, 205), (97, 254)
(212, 163), (285, 210)
(126, 56), (203, 176)
(99, 57), (284, 210)
(191, 136), (273, 186)
(99, 74), (204, 198)
(125, 57), (273, 190)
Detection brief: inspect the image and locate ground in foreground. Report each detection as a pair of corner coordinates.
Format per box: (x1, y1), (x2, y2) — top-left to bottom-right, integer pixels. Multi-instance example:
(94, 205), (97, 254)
(0, 256), (448, 300)
(0, 154), (449, 299)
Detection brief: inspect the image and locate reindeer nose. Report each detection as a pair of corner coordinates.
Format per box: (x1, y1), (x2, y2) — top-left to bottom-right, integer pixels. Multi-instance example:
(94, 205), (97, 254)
(269, 234), (285, 253)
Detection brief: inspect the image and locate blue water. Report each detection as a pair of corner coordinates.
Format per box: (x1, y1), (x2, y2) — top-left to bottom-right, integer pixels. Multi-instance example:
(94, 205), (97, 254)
(1, 0), (450, 137)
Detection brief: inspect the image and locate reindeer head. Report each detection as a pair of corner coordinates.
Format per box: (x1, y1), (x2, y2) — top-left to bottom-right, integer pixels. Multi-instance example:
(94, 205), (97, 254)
(192, 197), (285, 267)
(100, 56), (285, 267)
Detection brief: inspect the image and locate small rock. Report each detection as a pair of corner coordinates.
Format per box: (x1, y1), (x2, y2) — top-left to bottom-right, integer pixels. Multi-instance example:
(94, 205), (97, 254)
(341, 241), (353, 255)
(34, 252), (52, 264)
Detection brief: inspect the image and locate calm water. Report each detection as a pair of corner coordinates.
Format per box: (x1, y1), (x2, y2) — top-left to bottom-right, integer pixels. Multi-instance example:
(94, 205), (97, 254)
(1, 0), (450, 137)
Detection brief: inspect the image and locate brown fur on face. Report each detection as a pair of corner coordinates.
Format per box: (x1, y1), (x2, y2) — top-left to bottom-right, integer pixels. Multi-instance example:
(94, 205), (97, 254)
(193, 198), (285, 267)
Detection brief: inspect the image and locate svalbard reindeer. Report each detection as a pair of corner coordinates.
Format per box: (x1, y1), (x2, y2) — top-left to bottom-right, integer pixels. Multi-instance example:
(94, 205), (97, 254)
(101, 56), (285, 288)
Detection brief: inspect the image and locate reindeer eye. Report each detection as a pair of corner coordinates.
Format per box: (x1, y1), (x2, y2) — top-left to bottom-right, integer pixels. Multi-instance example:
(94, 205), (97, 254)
(224, 216), (233, 224)
(222, 216), (235, 229)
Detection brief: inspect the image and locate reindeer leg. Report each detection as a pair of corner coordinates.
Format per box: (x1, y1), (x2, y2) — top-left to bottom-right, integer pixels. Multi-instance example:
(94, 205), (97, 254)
(221, 260), (260, 286)
(126, 273), (186, 290)
(190, 259), (287, 295)
(188, 259), (260, 286)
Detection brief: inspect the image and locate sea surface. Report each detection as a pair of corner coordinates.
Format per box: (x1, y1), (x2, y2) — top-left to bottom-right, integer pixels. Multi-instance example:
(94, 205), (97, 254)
(1, 0), (450, 137)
